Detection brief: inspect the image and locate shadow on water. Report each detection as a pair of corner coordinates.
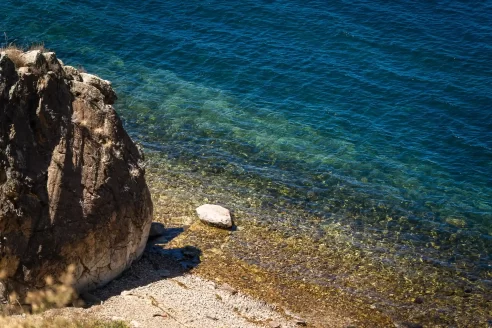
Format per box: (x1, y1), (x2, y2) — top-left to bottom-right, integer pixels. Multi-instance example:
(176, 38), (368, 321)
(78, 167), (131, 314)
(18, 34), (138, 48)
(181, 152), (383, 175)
(83, 226), (201, 304)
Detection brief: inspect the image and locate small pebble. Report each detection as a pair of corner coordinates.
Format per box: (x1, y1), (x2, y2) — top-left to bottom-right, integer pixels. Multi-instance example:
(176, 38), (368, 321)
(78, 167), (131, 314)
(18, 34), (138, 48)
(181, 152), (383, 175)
(220, 283), (238, 295)
(205, 281), (217, 289)
(130, 320), (141, 328)
(284, 309), (294, 316)
(153, 313), (168, 318)
(269, 321), (281, 328)
(284, 310), (307, 326)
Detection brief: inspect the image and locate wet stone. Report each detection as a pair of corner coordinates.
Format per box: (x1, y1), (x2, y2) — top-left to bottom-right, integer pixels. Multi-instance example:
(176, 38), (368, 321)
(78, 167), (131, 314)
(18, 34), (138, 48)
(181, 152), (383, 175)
(148, 222), (166, 238)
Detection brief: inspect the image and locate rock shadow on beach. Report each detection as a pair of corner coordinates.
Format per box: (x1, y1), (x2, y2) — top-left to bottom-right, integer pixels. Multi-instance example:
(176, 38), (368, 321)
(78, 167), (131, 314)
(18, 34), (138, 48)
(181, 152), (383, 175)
(82, 226), (202, 304)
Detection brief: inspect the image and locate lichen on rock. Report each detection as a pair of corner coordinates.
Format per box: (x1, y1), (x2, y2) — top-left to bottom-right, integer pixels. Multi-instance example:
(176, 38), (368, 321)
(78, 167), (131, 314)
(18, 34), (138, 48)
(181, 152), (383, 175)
(0, 49), (153, 301)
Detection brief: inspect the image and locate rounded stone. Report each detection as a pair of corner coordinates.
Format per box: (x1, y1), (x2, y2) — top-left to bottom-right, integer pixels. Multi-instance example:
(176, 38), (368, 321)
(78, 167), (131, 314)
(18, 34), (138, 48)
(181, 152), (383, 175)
(148, 222), (166, 238)
(196, 204), (232, 229)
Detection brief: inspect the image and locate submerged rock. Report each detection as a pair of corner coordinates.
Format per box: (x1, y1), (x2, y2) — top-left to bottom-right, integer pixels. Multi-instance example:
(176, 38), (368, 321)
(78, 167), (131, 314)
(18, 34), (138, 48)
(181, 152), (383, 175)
(0, 50), (152, 299)
(196, 204), (232, 229)
(445, 217), (467, 228)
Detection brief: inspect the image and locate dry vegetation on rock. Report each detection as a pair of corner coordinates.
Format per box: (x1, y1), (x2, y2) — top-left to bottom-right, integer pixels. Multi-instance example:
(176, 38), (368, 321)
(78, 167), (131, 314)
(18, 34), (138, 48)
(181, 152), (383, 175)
(0, 45), (25, 68)
(0, 41), (49, 68)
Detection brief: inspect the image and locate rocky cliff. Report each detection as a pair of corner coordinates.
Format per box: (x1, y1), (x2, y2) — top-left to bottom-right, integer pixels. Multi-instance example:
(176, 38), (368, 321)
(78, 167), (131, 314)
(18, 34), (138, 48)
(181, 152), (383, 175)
(0, 49), (152, 300)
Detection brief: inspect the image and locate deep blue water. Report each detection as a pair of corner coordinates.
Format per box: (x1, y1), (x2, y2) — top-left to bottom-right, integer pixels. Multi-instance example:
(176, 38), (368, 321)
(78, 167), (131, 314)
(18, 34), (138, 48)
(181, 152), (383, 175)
(2, 0), (492, 311)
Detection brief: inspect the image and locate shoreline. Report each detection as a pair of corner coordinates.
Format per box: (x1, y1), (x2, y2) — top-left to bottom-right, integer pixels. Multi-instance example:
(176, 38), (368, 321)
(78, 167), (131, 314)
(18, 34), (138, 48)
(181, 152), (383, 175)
(141, 152), (491, 327)
(7, 151), (491, 327)
(42, 248), (305, 328)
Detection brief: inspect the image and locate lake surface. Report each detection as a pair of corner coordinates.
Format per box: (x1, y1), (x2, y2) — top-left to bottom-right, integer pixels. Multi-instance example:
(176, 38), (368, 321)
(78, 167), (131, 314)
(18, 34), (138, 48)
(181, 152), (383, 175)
(2, 0), (491, 325)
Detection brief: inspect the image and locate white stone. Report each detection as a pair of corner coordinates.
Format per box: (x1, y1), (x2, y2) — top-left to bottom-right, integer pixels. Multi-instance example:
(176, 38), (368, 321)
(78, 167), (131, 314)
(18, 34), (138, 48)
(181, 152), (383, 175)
(219, 283), (238, 295)
(130, 320), (141, 328)
(111, 316), (125, 321)
(196, 204), (232, 228)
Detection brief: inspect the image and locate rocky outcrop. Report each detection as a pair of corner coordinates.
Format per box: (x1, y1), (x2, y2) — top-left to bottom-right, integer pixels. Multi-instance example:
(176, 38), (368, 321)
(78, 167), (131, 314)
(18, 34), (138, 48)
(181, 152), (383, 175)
(0, 50), (153, 299)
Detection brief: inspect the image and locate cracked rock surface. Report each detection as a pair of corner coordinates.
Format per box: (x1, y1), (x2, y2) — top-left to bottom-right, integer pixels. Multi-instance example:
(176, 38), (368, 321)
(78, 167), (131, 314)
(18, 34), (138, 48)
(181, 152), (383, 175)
(0, 50), (152, 298)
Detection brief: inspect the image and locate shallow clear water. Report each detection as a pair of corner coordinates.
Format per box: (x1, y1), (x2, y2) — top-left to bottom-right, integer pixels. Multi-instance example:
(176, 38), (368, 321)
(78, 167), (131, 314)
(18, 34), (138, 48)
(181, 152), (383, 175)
(2, 0), (492, 323)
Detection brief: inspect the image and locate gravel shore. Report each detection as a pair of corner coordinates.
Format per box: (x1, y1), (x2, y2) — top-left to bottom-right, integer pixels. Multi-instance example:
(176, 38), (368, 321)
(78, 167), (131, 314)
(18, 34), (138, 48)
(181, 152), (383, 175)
(42, 237), (302, 328)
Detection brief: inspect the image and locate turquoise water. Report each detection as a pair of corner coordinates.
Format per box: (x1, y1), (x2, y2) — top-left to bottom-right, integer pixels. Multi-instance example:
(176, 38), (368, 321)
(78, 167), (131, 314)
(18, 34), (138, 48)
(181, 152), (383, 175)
(3, 0), (492, 321)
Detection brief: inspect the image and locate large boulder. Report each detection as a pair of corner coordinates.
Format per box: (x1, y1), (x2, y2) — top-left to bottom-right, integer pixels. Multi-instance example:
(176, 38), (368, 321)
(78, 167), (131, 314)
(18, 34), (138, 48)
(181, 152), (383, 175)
(0, 50), (153, 299)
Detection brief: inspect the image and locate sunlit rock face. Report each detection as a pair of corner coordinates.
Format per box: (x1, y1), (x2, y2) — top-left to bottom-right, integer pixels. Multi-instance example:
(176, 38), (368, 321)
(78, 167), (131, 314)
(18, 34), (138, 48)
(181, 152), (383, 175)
(0, 50), (153, 299)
